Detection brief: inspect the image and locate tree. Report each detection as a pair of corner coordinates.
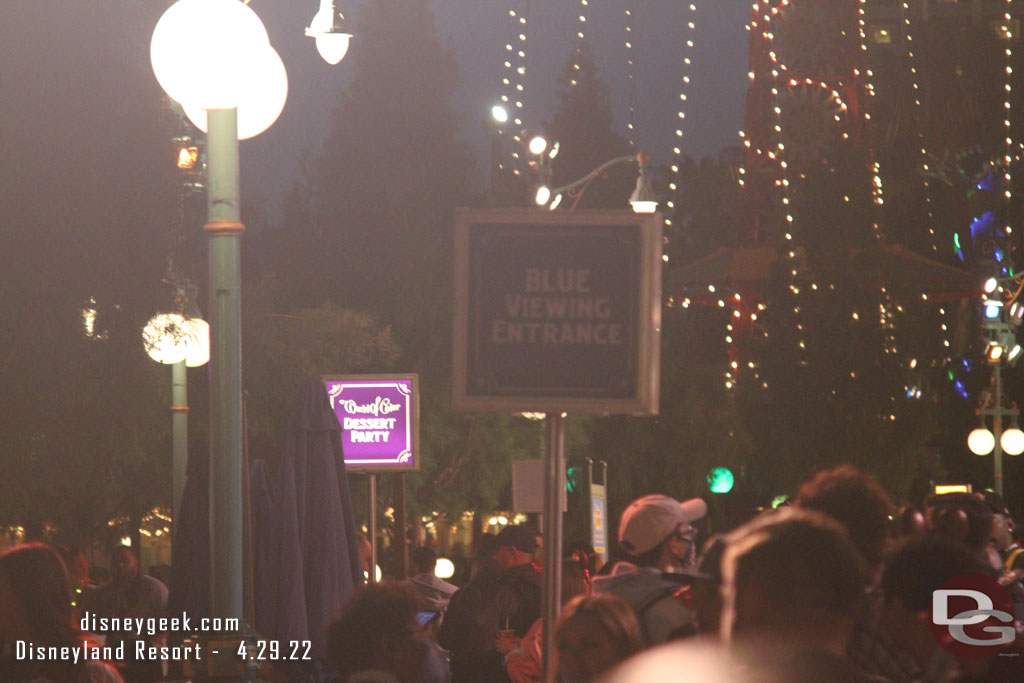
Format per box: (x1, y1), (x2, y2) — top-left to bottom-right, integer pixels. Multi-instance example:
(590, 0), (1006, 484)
(547, 40), (633, 209)
(258, 0), (542, 520)
(0, 1), (184, 541)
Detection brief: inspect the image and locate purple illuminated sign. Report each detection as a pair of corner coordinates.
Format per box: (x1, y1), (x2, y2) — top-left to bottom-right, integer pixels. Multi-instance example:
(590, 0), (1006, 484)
(323, 374), (420, 472)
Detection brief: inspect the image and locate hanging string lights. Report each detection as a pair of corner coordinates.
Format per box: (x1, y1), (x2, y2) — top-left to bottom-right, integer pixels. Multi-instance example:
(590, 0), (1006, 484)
(624, 9), (637, 149)
(665, 3), (698, 232)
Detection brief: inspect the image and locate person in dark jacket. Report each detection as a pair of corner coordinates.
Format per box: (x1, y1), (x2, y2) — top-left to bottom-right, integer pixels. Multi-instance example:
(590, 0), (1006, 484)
(439, 527), (541, 683)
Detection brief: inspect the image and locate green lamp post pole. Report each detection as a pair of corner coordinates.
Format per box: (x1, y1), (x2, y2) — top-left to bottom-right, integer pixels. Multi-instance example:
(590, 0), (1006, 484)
(206, 107), (245, 620)
(171, 360), (189, 520)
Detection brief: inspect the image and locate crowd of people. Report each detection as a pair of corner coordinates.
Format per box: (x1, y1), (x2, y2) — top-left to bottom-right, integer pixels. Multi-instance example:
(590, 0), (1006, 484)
(1, 464), (1022, 682)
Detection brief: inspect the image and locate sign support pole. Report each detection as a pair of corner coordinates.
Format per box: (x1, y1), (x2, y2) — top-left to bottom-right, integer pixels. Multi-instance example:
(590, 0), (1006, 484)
(368, 473), (378, 584)
(540, 412), (566, 682)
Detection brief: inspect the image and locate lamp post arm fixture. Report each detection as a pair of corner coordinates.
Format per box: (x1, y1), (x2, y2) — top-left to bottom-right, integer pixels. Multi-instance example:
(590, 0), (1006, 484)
(538, 152), (657, 213)
(306, 0), (353, 65)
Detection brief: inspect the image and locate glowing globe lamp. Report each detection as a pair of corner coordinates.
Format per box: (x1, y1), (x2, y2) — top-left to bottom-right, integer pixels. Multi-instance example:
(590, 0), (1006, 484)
(143, 314), (189, 364)
(707, 467), (735, 494)
(1001, 427), (1024, 456)
(183, 46), (288, 140)
(306, 4), (352, 65)
(968, 427), (996, 456)
(181, 318), (211, 368)
(150, 0), (271, 110)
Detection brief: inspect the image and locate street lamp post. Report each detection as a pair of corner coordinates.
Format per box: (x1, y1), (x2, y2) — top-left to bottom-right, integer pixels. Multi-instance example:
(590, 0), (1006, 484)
(142, 313), (210, 530)
(150, 0), (336, 625)
(967, 361), (1024, 495)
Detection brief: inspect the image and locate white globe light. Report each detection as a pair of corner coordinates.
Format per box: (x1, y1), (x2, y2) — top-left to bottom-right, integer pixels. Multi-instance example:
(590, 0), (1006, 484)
(528, 135), (548, 156)
(491, 104), (509, 123)
(535, 185), (551, 206)
(967, 427), (996, 456)
(316, 34), (351, 65)
(435, 557), (455, 580)
(182, 318), (210, 367)
(143, 313), (189, 364)
(184, 45), (288, 140)
(151, 0), (270, 109)
(1001, 427), (1024, 455)
(308, 7), (351, 65)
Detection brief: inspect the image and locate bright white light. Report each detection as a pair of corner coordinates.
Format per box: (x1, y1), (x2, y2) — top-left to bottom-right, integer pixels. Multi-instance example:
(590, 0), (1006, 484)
(183, 45), (288, 140)
(968, 427), (996, 455)
(528, 135), (548, 156)
(535, 185), (551, 206)
(548, 141), (560, 159)
(143, 314), (210, 366)
(549, 193), (563, 210)
(120, 537), (132, 547)
(435, 558), (455, 580)
(307, 6), (350, 65)
(143, 314), (189, 364)
(1001, 427), (1024, 455)
(316, 33), (350, 65)
(984, 277), (999, 293)
(151, 0), (270, 109)
(182, 319), (210, 367)
(492, 105), (509, 123)
(363, 564), (383, 582)
(631, 200), (658, 214)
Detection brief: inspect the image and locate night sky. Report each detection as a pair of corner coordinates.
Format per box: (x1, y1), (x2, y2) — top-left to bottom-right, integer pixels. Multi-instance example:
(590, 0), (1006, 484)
(242, 0), (753, 222)
(0, 0), (752, 224)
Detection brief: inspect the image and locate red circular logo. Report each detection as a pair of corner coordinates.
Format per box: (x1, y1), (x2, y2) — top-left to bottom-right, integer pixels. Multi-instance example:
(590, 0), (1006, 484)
(930, 573), (1016, 659)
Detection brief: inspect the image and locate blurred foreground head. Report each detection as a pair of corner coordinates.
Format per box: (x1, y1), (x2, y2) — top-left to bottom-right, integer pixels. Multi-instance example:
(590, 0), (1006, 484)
(795, 464), (893, 565)
(720, 507), (867, 656)
(0, 542), (77, 646)
(554, 592), (643, 683)
(327, 581), (448, 683)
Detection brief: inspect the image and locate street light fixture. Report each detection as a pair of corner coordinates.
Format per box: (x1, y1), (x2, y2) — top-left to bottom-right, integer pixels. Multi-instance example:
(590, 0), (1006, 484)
(534, 152), (658, 214)
(142, 313), (210, 530)
(306, 0), (353, 65)
(151, 0), (288, 622)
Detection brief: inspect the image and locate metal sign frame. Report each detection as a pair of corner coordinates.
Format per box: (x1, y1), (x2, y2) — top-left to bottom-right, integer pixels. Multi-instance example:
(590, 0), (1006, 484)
(322, 373), (420, 472)
(452, 208), (662, 416)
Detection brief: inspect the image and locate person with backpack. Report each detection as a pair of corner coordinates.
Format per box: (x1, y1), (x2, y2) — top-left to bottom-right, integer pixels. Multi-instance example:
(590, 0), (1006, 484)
(591, 495), (706, 645)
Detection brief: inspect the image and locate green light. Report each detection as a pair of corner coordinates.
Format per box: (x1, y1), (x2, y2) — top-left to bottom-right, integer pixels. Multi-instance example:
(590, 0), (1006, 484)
(771, 495), (789, 509)
(567, 466), (581, 493)
(953, 233), (961, 250)
(707, 467), (735, 494)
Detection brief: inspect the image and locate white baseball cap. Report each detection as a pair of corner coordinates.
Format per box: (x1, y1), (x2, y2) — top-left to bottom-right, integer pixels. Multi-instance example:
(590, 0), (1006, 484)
(618, 494), (708, 556)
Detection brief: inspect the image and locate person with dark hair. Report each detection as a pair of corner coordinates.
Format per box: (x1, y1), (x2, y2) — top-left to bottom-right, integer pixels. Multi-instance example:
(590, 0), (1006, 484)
(409, 545), (458, 614)
(721, 507), (872, 682)
(496, 559), (590, 683)
(327, 581), (449, 683)
(980, 490), (1024, 574)
(881, 534), (995, 682)
(552, 592), (645, 683)
(794, 465), (918, 682)
(438, 534), (504, 683)
(83, 546), (167, 683)
(591, 495), (706, 644)
(925, 492), (995, 560)
(0, 542), (123, 683)
(795, 464), (893, 565)
(566, 541), (603, 579)
(491, 525), (543, 638)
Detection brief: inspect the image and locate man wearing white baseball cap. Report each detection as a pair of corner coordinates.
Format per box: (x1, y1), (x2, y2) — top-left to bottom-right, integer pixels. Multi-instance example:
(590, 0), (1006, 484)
(592, 494), (708, 645)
